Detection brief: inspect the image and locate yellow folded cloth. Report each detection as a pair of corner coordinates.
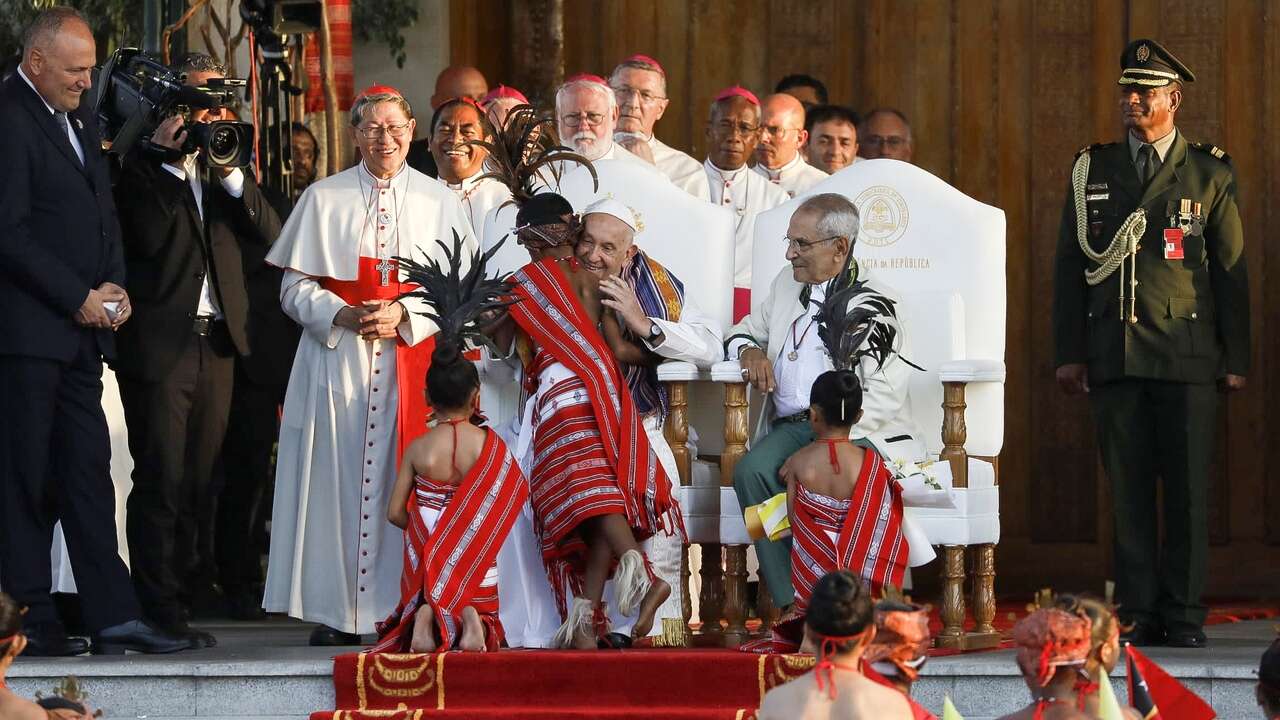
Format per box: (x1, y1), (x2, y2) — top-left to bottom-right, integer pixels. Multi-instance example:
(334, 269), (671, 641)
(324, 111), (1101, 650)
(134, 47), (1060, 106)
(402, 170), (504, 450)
(744, 492), (790, 542)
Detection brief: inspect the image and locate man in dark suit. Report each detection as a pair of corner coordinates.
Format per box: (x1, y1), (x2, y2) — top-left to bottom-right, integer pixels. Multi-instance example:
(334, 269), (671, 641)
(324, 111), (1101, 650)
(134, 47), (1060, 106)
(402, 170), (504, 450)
(112, 52), (281, 646)
(0, 7), (187, 657)
(1053, 39), (1249, 649)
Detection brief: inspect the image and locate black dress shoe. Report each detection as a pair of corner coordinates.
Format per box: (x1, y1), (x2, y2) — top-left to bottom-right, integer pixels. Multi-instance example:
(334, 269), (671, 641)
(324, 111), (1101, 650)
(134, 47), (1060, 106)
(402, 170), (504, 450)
(92, 620), (190, 655)
(309, 625), (362, 646)
(1166, 626), (1207, 648)
(1120, 622), (1166, 647)
(597, 632), (632, 649)
(22, 626), (89, 657)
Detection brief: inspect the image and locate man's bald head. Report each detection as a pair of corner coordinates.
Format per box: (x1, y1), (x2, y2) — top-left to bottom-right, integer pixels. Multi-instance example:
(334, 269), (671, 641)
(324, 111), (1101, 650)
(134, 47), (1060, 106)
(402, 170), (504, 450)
(430, 65), (488, 109)
(21, 7), (95, 113)
(756, 93), (807, 169)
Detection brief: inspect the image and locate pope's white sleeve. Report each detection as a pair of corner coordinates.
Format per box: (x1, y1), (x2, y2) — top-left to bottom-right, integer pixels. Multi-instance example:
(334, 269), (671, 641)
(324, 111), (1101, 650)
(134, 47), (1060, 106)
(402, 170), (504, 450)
(281, 269), (349, 349)
(645, 293), (723, 368)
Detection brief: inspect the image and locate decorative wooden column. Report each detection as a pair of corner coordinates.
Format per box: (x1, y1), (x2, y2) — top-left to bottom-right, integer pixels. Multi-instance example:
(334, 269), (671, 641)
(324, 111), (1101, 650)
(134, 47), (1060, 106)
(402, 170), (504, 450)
(972, 544), (997, 636)
(663, 381), (693, 627)
(757, 575), (779, 632)
(509, 0), (564, 109)
(939, 381), (969, 489)
(720, 381), (750, 646)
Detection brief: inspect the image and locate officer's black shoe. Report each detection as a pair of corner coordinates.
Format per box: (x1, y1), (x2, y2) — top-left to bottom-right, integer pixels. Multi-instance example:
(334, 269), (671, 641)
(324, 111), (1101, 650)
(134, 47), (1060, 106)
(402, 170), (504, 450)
(309, 624), (362, 646)
(1120, 621), (1166, 647)
(597, 632), (632, 649)
(92, 620), (190, 654)
(22, 624), (89, 657)
(1165, 625), (1207, 648)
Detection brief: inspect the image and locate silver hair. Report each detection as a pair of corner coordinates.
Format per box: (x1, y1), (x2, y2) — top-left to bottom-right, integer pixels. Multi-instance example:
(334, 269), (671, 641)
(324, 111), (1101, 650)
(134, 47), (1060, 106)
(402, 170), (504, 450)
(608, 59), (667, 95)
(21, 6), (87, 55)
(797, 193), (860, 245)
(173, 52), (227, 76)
(350, 93), (414, 127)
(555, 79), (617, 115)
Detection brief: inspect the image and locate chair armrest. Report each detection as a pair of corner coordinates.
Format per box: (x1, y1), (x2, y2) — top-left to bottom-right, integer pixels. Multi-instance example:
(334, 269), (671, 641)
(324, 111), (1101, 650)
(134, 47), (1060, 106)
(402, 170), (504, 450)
(656, 361), (708, 383)
(938, 358), (1006, 384)
(711, 360), (746, 383)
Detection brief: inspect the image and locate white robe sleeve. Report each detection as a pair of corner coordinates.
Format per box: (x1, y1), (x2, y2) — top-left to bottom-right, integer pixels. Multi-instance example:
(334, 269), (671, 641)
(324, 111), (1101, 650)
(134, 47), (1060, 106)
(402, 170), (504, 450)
(645, 292), (723, 368)
(281, 269), (349, 349)
(852, 332), (913, 438)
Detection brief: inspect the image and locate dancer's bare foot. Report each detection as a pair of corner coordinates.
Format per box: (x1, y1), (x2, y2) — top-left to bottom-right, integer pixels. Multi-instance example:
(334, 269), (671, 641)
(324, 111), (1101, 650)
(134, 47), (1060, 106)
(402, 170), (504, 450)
(410, 604), (437, 653)
(630, 578), (671, 639)
(459, 606), (486, 651)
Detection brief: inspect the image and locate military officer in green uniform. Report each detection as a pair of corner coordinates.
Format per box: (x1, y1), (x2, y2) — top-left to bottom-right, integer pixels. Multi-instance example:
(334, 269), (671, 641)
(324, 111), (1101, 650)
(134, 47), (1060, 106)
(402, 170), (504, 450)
(1053, 39), (1249, 648)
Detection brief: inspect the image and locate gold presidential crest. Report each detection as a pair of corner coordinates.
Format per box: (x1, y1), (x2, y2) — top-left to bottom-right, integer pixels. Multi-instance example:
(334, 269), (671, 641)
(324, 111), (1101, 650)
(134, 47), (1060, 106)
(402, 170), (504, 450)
(854, 186), (910, 247)
(1136, 44), (1150, 62)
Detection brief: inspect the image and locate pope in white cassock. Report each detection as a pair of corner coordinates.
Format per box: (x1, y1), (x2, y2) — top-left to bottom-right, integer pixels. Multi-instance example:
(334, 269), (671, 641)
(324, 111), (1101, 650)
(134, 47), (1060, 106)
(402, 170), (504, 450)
(262, 86), (476, 645)
(702, 87), (790, 321)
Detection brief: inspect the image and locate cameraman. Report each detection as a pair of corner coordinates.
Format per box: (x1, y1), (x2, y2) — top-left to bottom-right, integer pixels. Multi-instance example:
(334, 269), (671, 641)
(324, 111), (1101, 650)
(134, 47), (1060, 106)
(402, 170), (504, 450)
(112, 52), (281, 648)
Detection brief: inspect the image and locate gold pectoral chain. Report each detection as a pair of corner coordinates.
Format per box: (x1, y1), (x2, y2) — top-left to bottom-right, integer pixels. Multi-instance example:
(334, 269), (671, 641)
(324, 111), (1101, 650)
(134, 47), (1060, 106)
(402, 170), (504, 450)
(1072, 151), (1146, 322)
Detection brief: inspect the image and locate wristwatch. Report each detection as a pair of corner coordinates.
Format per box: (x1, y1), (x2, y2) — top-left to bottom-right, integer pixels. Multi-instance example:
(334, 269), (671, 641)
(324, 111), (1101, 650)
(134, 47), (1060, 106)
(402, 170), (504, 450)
(647, 321), (662, 340)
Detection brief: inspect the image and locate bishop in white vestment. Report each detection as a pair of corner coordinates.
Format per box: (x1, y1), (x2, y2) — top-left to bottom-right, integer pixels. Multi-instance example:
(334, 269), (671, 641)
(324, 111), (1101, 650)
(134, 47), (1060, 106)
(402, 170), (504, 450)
(428, 97), (511, 239)
(262, 90), (476, 640)
(705, 88), (789, 320)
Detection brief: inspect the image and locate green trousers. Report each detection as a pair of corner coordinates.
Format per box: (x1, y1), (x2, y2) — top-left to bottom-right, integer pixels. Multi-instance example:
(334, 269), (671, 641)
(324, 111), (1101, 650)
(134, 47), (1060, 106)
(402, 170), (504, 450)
(732, 420), (814, 608)
(1090, 378), (1218, 630)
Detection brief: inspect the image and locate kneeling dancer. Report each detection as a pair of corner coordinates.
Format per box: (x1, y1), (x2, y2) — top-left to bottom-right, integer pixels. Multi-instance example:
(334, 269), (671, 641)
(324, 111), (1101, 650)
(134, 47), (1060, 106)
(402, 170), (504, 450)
(370, 235), (528, 653)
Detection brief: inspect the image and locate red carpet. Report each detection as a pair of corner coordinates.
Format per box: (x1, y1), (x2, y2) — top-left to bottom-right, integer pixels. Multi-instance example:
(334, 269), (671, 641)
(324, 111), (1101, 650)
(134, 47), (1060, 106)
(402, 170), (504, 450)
(310, 649), (812, 720)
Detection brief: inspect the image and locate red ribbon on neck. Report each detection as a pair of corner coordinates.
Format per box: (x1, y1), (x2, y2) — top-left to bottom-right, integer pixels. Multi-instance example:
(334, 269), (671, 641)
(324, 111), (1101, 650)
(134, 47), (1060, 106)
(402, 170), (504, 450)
(813, 634), (863, 700)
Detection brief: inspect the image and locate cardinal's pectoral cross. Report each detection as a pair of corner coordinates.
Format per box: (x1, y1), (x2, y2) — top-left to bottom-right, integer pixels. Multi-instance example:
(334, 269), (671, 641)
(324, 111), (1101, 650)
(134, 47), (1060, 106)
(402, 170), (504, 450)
(375, 257), (395, 287)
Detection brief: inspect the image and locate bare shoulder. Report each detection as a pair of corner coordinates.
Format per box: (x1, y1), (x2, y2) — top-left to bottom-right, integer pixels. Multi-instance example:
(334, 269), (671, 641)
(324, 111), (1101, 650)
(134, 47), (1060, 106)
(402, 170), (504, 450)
(758, 676), (812, 719)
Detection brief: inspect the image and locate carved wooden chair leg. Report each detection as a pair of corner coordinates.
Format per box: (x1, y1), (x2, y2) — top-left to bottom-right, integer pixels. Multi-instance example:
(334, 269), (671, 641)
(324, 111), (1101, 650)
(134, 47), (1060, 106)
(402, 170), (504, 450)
(699, 543), (724, 630)
(723, 544), (749, 647)
(681, 544), (693, 627)
(663, 381), (693, 630)
(936, 545), (968, 649)
(757, 575), (779, 632)
(968, 543), (1000, 648)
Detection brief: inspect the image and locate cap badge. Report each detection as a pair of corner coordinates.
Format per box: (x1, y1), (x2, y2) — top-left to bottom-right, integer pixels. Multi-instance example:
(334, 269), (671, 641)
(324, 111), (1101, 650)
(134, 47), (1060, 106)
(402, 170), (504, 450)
(1136, 44), (1150, 62)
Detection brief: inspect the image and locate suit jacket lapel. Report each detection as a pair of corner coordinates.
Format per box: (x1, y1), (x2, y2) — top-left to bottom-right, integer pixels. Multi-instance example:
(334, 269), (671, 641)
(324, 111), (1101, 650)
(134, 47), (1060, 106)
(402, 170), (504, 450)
(1138, 132), (1186, 208)
(16, 82), (90, 178)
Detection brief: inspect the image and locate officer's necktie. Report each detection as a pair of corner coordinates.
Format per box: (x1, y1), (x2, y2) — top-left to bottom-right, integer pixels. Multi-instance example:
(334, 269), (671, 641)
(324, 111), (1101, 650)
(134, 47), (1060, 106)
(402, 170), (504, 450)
(53, 111), (83, 166)
(1137, 143), (1159, 186)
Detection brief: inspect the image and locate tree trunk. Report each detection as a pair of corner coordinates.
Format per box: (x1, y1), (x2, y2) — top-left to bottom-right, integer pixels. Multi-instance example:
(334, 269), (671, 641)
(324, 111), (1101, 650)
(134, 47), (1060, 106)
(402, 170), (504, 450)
(318, 0), (343, 176)
(510, 0), (564, 110)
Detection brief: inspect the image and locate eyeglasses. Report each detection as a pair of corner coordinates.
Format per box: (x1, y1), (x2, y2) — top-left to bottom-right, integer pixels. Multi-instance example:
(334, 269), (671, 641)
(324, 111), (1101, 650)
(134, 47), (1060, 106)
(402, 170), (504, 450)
(863, 135), (907, 149)
(561, 111), (606, 128)
(784, 234), (841, 251)
(713, 120), (760, 138)
(357, 123), (412, 139)
(761, 125), (801, 140)
(612, 86), (667, 105)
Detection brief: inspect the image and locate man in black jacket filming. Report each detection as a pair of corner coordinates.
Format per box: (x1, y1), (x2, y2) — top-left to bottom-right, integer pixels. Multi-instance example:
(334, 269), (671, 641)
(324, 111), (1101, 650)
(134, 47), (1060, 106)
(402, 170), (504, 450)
(112, 52), (281, 648)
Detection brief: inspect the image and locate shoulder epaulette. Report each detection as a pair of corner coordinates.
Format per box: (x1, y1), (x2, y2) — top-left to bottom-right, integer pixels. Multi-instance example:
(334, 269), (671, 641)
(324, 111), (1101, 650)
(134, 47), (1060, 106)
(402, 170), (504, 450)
(1189, 141), (1231, 164)
(1074, 142), (1113, 160)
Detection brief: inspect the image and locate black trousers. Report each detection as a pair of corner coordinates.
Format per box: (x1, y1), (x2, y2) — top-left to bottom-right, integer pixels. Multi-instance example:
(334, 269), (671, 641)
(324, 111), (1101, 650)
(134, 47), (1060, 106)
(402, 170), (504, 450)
(0, 334), (139, 633)
(1090, 378), (1218, 629)
(214, 360), (285, 594)
(118, 328), (234, 627)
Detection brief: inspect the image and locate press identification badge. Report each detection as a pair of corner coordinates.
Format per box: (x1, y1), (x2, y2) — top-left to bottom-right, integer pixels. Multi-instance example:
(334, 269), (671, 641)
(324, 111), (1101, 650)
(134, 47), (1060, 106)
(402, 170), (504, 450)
(1163, 228), (1185, 260)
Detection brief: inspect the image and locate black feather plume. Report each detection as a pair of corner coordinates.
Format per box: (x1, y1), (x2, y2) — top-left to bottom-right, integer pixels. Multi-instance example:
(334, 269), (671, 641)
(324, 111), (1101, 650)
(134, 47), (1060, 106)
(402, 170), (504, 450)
(395, 230), (518, 355)
(813, 265), (922, 375)
(468, 104), (597, 205)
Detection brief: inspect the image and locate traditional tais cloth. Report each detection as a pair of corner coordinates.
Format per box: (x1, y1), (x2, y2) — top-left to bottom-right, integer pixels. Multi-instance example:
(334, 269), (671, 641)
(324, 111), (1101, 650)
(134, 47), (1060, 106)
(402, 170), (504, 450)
(263, 162), (476, 634)
(370, 428), (529, 653)
(703, 159), (790, 320)
(791, 447), (908, 605)
(753, 153), (829, 199)
(508, 259), (684, 614)
(621, 250), (684, 418)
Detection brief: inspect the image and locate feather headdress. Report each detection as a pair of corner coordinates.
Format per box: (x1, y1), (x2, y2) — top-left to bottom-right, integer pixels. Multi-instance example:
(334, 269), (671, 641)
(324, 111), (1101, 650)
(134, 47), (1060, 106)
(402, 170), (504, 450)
(813, 262), (921, 375)
(468, 104), (597, 206)
(395, 230), (518, 357)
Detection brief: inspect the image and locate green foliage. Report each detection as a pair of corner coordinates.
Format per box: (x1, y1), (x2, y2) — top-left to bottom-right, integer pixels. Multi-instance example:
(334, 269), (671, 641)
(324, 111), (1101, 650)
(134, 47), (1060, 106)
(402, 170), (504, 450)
(0, 0), (144, 65)
(352, 0), (418, 69)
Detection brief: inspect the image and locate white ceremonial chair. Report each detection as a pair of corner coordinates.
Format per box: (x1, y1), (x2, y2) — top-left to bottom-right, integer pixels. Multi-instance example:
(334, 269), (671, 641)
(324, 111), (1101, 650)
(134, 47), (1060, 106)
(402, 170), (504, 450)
(713, 159), (1007, 650)
(557, 160), (741, 640)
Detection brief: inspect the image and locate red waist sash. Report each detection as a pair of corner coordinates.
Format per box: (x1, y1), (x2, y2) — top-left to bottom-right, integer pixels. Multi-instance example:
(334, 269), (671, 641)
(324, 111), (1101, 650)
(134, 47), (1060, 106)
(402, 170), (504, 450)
(320, 256), (434, 462)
